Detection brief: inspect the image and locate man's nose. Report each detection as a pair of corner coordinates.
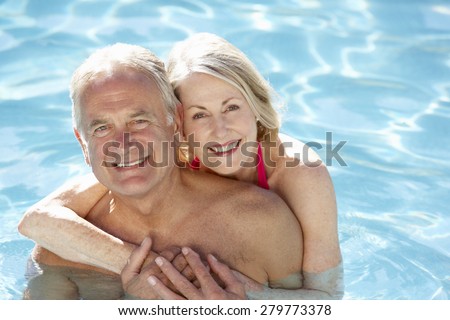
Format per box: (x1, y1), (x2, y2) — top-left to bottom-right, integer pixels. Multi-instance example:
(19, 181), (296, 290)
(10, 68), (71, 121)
(112, 127), (127, 146)
(112, 129), (139, 151)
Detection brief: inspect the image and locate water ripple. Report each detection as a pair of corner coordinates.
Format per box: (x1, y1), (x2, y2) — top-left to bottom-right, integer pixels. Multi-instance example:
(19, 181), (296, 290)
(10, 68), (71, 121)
(1, 0), (449, 300)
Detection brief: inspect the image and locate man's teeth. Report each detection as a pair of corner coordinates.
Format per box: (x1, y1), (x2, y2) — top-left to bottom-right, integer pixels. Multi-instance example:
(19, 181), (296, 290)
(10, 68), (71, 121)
(210, 141), (239, 153)
(116, 158), (145, 168)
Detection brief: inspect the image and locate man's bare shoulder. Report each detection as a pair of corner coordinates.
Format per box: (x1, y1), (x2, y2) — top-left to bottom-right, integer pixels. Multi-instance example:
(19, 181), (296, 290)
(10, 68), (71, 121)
(179, 169), (303, 283)
(223, 182), (303, 283)
(195, 168), (300, 244)
(182, 168), (288, 215)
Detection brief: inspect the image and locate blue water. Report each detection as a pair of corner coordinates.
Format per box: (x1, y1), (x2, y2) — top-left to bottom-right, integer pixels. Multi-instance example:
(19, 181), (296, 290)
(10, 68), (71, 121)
(1, 0), (449, 300)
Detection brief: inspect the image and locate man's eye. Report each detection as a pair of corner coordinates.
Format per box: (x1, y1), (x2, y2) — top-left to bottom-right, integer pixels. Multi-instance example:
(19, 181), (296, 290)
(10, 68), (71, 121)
(93, 125), (111, 137)
(129, 119), (150, 130)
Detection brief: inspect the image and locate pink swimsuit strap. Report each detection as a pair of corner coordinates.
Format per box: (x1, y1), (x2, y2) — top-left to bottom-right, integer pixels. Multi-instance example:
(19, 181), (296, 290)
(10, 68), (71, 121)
(256, 142), (270, 190)
(189, 142), (269, 190)
(189, 155), (201, 169)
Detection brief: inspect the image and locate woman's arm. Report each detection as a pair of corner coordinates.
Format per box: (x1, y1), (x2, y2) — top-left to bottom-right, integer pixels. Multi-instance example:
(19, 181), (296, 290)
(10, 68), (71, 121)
(131, 252), (343, 300)
(271, 134), (343, 298)
(18, 173), (137, 274)
(240, 263), (344, 299)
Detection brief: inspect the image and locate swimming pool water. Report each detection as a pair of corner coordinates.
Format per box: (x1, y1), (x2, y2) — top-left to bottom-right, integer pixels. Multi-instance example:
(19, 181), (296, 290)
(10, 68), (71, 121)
(1, 0), (449, 300)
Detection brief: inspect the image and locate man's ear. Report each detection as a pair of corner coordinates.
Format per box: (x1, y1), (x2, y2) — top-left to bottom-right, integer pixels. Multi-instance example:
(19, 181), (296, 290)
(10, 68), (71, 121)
(174, 103), (184, 137)
(74, 128), (90, 166)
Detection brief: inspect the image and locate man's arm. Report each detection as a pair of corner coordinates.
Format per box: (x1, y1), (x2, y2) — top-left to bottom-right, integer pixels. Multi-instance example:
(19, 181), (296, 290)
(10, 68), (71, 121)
(17, 173), (136, 274)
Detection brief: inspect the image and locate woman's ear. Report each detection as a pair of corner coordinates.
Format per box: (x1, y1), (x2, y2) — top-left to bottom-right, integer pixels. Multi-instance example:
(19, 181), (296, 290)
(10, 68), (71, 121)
(74, 128), (90, 166)
(174, 103), (184, 137)
(173, 103), (191, 165)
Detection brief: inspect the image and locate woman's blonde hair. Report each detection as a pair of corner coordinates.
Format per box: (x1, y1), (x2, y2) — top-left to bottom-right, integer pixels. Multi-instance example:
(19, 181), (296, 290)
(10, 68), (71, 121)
(166, 33), (281, 142)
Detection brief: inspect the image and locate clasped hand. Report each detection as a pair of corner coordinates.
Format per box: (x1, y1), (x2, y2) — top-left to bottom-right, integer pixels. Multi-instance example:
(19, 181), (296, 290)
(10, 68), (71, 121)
(121, 237), (249, 300)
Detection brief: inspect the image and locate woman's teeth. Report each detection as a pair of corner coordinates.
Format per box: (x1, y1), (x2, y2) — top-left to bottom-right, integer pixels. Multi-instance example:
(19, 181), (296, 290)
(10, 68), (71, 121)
(209, 140), (240, 153)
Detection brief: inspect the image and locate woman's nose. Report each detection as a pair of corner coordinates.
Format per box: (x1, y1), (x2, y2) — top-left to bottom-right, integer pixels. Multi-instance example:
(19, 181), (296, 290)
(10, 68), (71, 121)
(212, 116), (228, 139)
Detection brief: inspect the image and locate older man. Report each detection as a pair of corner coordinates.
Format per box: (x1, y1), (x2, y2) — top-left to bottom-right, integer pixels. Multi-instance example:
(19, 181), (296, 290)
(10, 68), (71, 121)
(19, 43), (303, 299)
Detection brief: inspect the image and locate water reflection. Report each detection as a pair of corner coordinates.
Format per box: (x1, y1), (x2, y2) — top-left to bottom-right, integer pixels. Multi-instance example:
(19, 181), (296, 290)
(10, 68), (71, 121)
(0, 0), (449, 299)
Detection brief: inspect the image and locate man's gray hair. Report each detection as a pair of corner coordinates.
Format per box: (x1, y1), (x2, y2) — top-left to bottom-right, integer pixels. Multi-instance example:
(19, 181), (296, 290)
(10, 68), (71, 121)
(70, 43), (179, 136)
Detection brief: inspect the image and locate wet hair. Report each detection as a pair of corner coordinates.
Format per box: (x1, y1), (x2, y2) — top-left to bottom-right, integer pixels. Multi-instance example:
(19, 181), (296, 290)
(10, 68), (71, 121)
(166, 33), (281, 142)
(70, 43), (178, 137)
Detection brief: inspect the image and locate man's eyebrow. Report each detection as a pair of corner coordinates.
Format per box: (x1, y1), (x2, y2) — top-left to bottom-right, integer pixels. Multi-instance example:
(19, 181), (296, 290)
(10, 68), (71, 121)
(87, 110), (153, 129)
(129, 110), (153, 118)
(129, 110), (150, 118)
(88, 119), (108, 130)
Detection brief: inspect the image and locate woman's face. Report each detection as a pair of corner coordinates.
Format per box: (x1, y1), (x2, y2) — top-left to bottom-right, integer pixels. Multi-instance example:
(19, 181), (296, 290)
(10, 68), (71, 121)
(177, 73), (258, 175)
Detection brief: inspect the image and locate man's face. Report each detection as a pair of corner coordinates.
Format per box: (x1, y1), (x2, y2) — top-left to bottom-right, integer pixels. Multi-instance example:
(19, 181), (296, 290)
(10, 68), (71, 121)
(75, 69), (175, 198)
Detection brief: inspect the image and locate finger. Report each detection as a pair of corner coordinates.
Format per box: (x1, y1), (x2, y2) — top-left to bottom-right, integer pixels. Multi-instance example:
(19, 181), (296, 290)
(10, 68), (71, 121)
(140, 260), (165, 280)
(121, 237), (153, 284)
(208, 254), (246, 297)
(140, 249), (183, 294)
(181, 265), (197, 283)
(182, 248), (217, 290)
(173, 252), (207, 283)
(147, 275), (185, 300)
(192, 279), (201, 289)
(231, 269), (264, 292)
(143, 262), (182, 294)
(155, 256), (201, 299)
(159, 247), (182, 263)
(172, 253), (188, 273)
(173, 253), (199, 284)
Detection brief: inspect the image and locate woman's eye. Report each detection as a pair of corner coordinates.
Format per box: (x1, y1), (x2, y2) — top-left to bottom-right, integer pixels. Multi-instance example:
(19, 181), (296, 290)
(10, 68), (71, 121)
(193, 113), (205, 120)
(226, 104), (240, 112)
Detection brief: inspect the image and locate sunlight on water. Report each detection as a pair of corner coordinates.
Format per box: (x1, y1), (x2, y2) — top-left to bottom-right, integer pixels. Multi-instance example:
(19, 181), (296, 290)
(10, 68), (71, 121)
(0, 0), (449, 299)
